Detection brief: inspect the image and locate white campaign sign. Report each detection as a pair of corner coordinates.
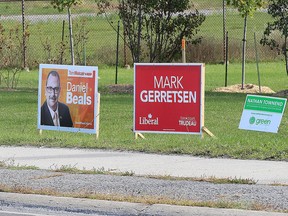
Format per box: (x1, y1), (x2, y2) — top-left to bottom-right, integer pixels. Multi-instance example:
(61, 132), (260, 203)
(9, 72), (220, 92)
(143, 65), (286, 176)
(239, 95), (287, 133)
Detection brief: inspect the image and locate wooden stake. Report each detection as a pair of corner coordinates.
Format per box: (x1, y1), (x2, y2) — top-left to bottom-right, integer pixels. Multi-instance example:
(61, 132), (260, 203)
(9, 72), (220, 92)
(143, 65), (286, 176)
(96, 93), (100, 139)
(202, 126), (215, 138)
(182, 38), (186, 63)
(135, 132), (145, 139)
(200, 64), (215, 139)
(201, 64), (205, 139)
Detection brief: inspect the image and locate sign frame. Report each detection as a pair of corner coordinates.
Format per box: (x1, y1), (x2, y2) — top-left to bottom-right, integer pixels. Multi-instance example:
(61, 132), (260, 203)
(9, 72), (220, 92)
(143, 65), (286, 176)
(133, 63), (205, 136)
(37, 64), (99, 134)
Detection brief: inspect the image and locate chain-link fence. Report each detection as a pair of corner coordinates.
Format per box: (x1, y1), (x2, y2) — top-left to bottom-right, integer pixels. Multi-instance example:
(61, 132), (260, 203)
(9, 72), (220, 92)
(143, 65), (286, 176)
(0, 0), (283, 69)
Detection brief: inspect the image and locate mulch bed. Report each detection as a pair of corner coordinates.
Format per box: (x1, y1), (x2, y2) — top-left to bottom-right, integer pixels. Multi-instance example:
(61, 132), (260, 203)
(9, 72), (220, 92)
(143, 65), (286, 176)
(107, 83), (288, 99)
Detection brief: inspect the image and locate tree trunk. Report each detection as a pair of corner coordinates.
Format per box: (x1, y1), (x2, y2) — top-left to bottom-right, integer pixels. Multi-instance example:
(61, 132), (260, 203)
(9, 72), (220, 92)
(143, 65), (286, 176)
(68, 7), (75, 65)
(285, 35), (288, 76)
(241, 15), (247, 89)
(136, 3), (142, 63)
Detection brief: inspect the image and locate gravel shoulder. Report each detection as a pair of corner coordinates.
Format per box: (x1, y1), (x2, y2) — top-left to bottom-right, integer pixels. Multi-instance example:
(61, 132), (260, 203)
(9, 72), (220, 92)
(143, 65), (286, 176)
(0, 168), (288, 213)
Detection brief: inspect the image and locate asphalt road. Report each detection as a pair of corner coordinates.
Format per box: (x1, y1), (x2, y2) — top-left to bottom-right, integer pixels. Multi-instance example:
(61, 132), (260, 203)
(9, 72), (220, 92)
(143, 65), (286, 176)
(0, 211), (49, 216)
(1, 192), (288, 216)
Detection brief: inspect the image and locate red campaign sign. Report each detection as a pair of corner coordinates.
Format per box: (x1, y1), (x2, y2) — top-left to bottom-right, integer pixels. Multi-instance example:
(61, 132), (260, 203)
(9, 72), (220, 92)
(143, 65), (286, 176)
(134, 63), (204, 134)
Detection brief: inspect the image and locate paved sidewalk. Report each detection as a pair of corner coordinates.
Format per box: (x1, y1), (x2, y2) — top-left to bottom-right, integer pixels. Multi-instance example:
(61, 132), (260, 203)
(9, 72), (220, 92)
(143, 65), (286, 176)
(0, 146), (288, 185)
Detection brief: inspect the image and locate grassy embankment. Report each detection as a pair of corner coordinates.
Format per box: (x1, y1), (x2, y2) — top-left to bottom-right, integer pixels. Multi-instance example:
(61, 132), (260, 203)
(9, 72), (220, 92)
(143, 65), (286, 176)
(0, 62), (287, 160)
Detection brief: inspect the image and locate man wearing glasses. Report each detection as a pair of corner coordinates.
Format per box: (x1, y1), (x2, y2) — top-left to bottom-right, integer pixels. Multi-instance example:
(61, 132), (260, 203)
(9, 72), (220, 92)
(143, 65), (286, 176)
(41, 70), (73, 127)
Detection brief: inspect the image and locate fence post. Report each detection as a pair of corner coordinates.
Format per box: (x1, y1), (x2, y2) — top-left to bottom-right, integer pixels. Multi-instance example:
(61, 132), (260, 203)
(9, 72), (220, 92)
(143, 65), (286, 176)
(182, 38), (186, 63)
(60, 20), (65, 65)
(222, 0), (227, 64)
(21, 0), (27, 70)
(225, 31), (228, 87)
(115, 20), (120, 84)
(68, 7), (75, 65)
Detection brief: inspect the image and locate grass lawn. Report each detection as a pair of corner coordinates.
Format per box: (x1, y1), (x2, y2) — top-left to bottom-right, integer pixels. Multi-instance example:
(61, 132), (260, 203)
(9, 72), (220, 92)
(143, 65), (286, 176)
(0, 0), (223, 16)
(0, 62), (287, 161)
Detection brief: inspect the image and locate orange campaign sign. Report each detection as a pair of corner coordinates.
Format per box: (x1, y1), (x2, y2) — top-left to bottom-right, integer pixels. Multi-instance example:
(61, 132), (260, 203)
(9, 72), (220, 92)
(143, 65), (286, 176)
(37, 64), (98, 134)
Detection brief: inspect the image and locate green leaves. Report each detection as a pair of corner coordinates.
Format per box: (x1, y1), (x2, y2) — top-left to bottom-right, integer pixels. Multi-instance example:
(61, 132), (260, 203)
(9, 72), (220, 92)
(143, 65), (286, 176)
(118, 0), (205, 62)
(51, 0), (83, 12)
(226, 0), (264, 17)
(260, 0), (288, 75)
(96, 0), (111, 14)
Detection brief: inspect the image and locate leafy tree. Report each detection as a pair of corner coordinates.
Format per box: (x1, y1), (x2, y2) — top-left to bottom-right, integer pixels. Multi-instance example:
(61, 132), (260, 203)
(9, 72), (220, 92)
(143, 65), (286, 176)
(118, 0), (143, 62)
(260, 0), (288, 76)
(142, 0), (205, 63)
(51, 0), (83, 65)
(97, 0), (205, 63)
(227, 0), (264, 89)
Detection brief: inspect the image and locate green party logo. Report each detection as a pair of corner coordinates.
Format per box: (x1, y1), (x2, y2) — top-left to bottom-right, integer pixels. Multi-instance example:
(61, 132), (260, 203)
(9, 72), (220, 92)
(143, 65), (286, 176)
(249, 116), (256, 124)
(249, 116), (271, 126)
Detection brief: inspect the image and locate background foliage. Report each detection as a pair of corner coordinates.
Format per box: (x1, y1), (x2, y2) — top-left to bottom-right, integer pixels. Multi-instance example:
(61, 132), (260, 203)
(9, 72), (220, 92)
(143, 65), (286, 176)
(0, 0), (285, 69)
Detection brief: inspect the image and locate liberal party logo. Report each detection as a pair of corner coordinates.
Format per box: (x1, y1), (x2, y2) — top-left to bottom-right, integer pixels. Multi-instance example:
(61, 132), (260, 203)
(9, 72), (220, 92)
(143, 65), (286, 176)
(139, 113), (159, 125)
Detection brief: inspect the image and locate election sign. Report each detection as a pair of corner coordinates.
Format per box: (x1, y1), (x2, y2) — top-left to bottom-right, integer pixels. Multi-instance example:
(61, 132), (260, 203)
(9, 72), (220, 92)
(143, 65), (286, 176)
(239, 95), (287, 133)
(38, 64), (99, 134)
(134, 63), (204, 135)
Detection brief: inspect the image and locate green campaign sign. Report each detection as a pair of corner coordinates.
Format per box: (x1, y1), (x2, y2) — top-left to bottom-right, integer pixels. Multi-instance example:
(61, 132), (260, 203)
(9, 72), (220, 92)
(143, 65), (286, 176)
(244, 96), (286, 113)
(239, 95), (287, 133)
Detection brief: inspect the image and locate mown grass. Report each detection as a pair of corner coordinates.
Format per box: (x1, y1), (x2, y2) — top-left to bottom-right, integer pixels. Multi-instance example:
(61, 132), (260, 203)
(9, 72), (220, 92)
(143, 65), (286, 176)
(0, 0), (99, 15)
(0, 62), (287, 160)
(0, 0), (223, 16)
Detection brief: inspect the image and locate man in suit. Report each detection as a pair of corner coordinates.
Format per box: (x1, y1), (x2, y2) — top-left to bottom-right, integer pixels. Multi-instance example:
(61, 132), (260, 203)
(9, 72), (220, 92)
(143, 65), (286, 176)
(41, 70), (73, 127)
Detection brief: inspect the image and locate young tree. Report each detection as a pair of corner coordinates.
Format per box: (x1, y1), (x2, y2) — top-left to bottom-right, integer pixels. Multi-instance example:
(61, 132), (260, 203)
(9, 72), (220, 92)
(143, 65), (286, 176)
(144, 0), (205, 63)
(227, 0), (264, 89)
(51, 0), (83, 65)
(260, 0), (288, 76)
(97, 0), (205, 63)
(118, 0), (143, 62)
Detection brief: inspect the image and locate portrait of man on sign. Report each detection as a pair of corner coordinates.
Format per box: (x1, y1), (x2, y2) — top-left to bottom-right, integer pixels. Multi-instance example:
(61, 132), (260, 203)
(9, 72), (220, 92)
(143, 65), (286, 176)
(41, 70), (73, 127)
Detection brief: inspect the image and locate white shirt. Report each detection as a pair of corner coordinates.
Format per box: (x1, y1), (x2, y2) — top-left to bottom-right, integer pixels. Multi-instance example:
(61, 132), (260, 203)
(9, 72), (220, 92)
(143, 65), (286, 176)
(48, 105), (60, 126)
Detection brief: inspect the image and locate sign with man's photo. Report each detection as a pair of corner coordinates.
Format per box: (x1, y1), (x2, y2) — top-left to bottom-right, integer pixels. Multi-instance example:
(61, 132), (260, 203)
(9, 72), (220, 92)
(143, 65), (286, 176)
(37, 64), (99, 134)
